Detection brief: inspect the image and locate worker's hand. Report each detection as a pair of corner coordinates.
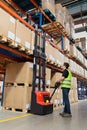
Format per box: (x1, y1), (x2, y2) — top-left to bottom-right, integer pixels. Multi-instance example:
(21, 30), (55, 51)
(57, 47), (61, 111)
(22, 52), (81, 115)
(55, 82), (60, 89)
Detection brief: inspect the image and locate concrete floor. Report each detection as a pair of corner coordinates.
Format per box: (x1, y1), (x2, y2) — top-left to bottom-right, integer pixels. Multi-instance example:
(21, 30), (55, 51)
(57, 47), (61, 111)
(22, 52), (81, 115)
(0, 100), (87, 130)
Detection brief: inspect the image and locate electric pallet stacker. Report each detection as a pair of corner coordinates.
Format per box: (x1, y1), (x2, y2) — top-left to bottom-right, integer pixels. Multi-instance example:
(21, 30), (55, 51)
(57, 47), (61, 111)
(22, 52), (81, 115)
(30, 30), (60, 115)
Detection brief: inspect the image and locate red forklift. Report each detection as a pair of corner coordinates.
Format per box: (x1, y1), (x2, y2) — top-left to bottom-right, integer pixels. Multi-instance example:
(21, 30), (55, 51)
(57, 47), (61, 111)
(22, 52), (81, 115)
(30, 30), (60, 115)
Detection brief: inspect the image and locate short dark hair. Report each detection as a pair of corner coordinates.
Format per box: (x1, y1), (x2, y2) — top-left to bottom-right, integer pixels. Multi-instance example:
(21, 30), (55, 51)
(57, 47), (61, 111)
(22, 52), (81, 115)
(63, 62), (69, 69)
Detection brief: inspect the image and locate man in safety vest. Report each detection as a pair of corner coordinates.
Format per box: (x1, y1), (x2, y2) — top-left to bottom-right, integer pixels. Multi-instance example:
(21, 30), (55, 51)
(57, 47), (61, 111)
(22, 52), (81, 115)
(57, 62), (72, 117)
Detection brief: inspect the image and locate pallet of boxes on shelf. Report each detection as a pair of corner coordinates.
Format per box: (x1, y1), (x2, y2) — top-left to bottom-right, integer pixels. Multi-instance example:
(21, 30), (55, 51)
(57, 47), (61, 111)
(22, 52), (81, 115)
(0, 8), (17, 47)
(0, 8), (32, 54)
(69, 59), (85, 78)
(15, 20), (32, 53)
(3, 62), (33, 112)
(55, 4), (75, 38)
(46, 40), (65, 66)
(70, 42), (84, 66)
(3, 62), (52, 112)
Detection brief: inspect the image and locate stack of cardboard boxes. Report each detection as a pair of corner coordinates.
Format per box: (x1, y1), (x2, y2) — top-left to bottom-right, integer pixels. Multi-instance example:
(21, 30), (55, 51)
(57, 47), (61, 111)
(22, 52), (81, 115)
(3, 62), (33, 111)
(0, 8), (34, 53)
(3, 62), (52, 111)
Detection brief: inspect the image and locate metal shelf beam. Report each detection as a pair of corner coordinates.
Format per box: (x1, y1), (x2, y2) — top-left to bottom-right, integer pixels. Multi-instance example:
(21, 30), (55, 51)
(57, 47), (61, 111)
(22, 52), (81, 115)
(0, 42), (33, 62)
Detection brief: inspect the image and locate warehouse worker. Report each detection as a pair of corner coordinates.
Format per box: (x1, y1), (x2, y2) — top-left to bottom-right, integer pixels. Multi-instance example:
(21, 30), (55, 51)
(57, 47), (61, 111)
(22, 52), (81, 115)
(57, 62), (72, 117)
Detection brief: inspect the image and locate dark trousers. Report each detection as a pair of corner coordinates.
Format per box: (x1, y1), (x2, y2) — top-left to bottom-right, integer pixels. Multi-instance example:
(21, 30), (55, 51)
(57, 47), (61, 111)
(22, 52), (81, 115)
(62, 88), (71, 114)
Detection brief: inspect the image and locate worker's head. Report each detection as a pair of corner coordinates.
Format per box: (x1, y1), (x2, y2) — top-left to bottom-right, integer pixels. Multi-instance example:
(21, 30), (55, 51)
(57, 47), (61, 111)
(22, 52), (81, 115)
(62, 62), (69, 70)
(64, 62), (69, 69)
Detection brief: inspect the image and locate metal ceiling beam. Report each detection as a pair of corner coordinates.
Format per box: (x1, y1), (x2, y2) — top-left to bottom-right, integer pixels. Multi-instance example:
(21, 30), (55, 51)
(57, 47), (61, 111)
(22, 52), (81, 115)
(55, 0), (79, 5)
(75, 26), (87, 33)
(74, 18), (87, 25)
(55, 0), (86, 6)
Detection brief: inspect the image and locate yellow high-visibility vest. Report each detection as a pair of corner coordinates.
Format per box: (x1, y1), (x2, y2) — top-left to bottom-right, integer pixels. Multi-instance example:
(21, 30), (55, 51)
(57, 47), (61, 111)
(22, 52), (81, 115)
(61, 69), (72, 88)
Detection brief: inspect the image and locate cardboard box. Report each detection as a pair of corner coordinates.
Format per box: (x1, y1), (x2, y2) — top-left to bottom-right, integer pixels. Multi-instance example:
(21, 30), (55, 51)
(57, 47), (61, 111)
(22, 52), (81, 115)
(5, 62), (33, 84)
(5, 63), (18, 83)
(0, 8), (16, 40)
(16, 62), (33, 84)
(3, 84), (32, 110)
(16, 20), (31, 49)
(14, 85), (32, 110)
(46, 42), (56, 64)
(46, 41), (65, 66)
(55, 4), (65, 26)
(42, 0), (55, 16)
(3, 85), (15, 108)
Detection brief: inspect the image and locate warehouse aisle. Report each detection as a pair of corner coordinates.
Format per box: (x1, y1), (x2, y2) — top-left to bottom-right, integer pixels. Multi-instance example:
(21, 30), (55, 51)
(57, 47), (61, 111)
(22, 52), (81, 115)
(0, 100), (87, 130)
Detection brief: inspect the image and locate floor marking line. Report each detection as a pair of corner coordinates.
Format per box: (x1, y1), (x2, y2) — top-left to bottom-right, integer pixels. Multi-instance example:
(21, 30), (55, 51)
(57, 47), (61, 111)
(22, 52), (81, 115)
(0, 113), (32, 123)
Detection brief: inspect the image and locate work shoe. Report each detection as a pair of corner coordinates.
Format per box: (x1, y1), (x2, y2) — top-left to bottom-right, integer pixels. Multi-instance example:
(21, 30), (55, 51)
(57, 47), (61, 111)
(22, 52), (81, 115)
(59, 112), (66, 116)
(62, 113), (72, 117)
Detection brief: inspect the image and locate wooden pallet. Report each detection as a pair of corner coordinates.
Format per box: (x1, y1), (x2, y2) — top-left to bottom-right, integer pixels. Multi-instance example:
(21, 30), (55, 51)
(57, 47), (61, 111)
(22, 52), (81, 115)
(17, 44), (26, 51)
(42, 22), (69, 41)
(42, 23), (61, 41)
(25, 48), (31, 55)
(5, 82), (29, 87)
(0, 35), (31, 55)
(0, 35), (7, 43)
(53, 103), (63, 109)
(0, 35), (18, 48)
(2, 107), (27, 112)
(8, 41), (18, 48)
(54, 22), (69, 38)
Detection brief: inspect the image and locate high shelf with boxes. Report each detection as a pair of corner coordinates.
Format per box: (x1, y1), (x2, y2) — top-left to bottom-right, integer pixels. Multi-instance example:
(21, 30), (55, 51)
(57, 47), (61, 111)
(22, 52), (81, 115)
(0, 0), (87, 111)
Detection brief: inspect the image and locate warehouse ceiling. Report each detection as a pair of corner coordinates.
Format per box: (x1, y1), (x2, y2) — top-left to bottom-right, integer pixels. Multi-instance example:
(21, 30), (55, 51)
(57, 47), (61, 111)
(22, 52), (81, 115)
(55, 0), (87, 33)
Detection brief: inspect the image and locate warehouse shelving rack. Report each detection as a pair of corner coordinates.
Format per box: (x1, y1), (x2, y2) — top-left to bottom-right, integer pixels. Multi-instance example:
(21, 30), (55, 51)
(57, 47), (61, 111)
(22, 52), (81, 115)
(0, 0), (63, 69)
(0, 0), (87, 80)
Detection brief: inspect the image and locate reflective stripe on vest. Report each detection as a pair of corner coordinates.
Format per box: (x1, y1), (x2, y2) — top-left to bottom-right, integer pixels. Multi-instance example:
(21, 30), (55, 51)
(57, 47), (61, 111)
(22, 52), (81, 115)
(61, 69), (72, 88)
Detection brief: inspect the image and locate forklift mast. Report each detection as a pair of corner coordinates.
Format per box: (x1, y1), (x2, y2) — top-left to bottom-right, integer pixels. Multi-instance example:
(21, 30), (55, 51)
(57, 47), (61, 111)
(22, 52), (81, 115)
(30, 29), (53, 115)
(32, 30), (46, 92)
